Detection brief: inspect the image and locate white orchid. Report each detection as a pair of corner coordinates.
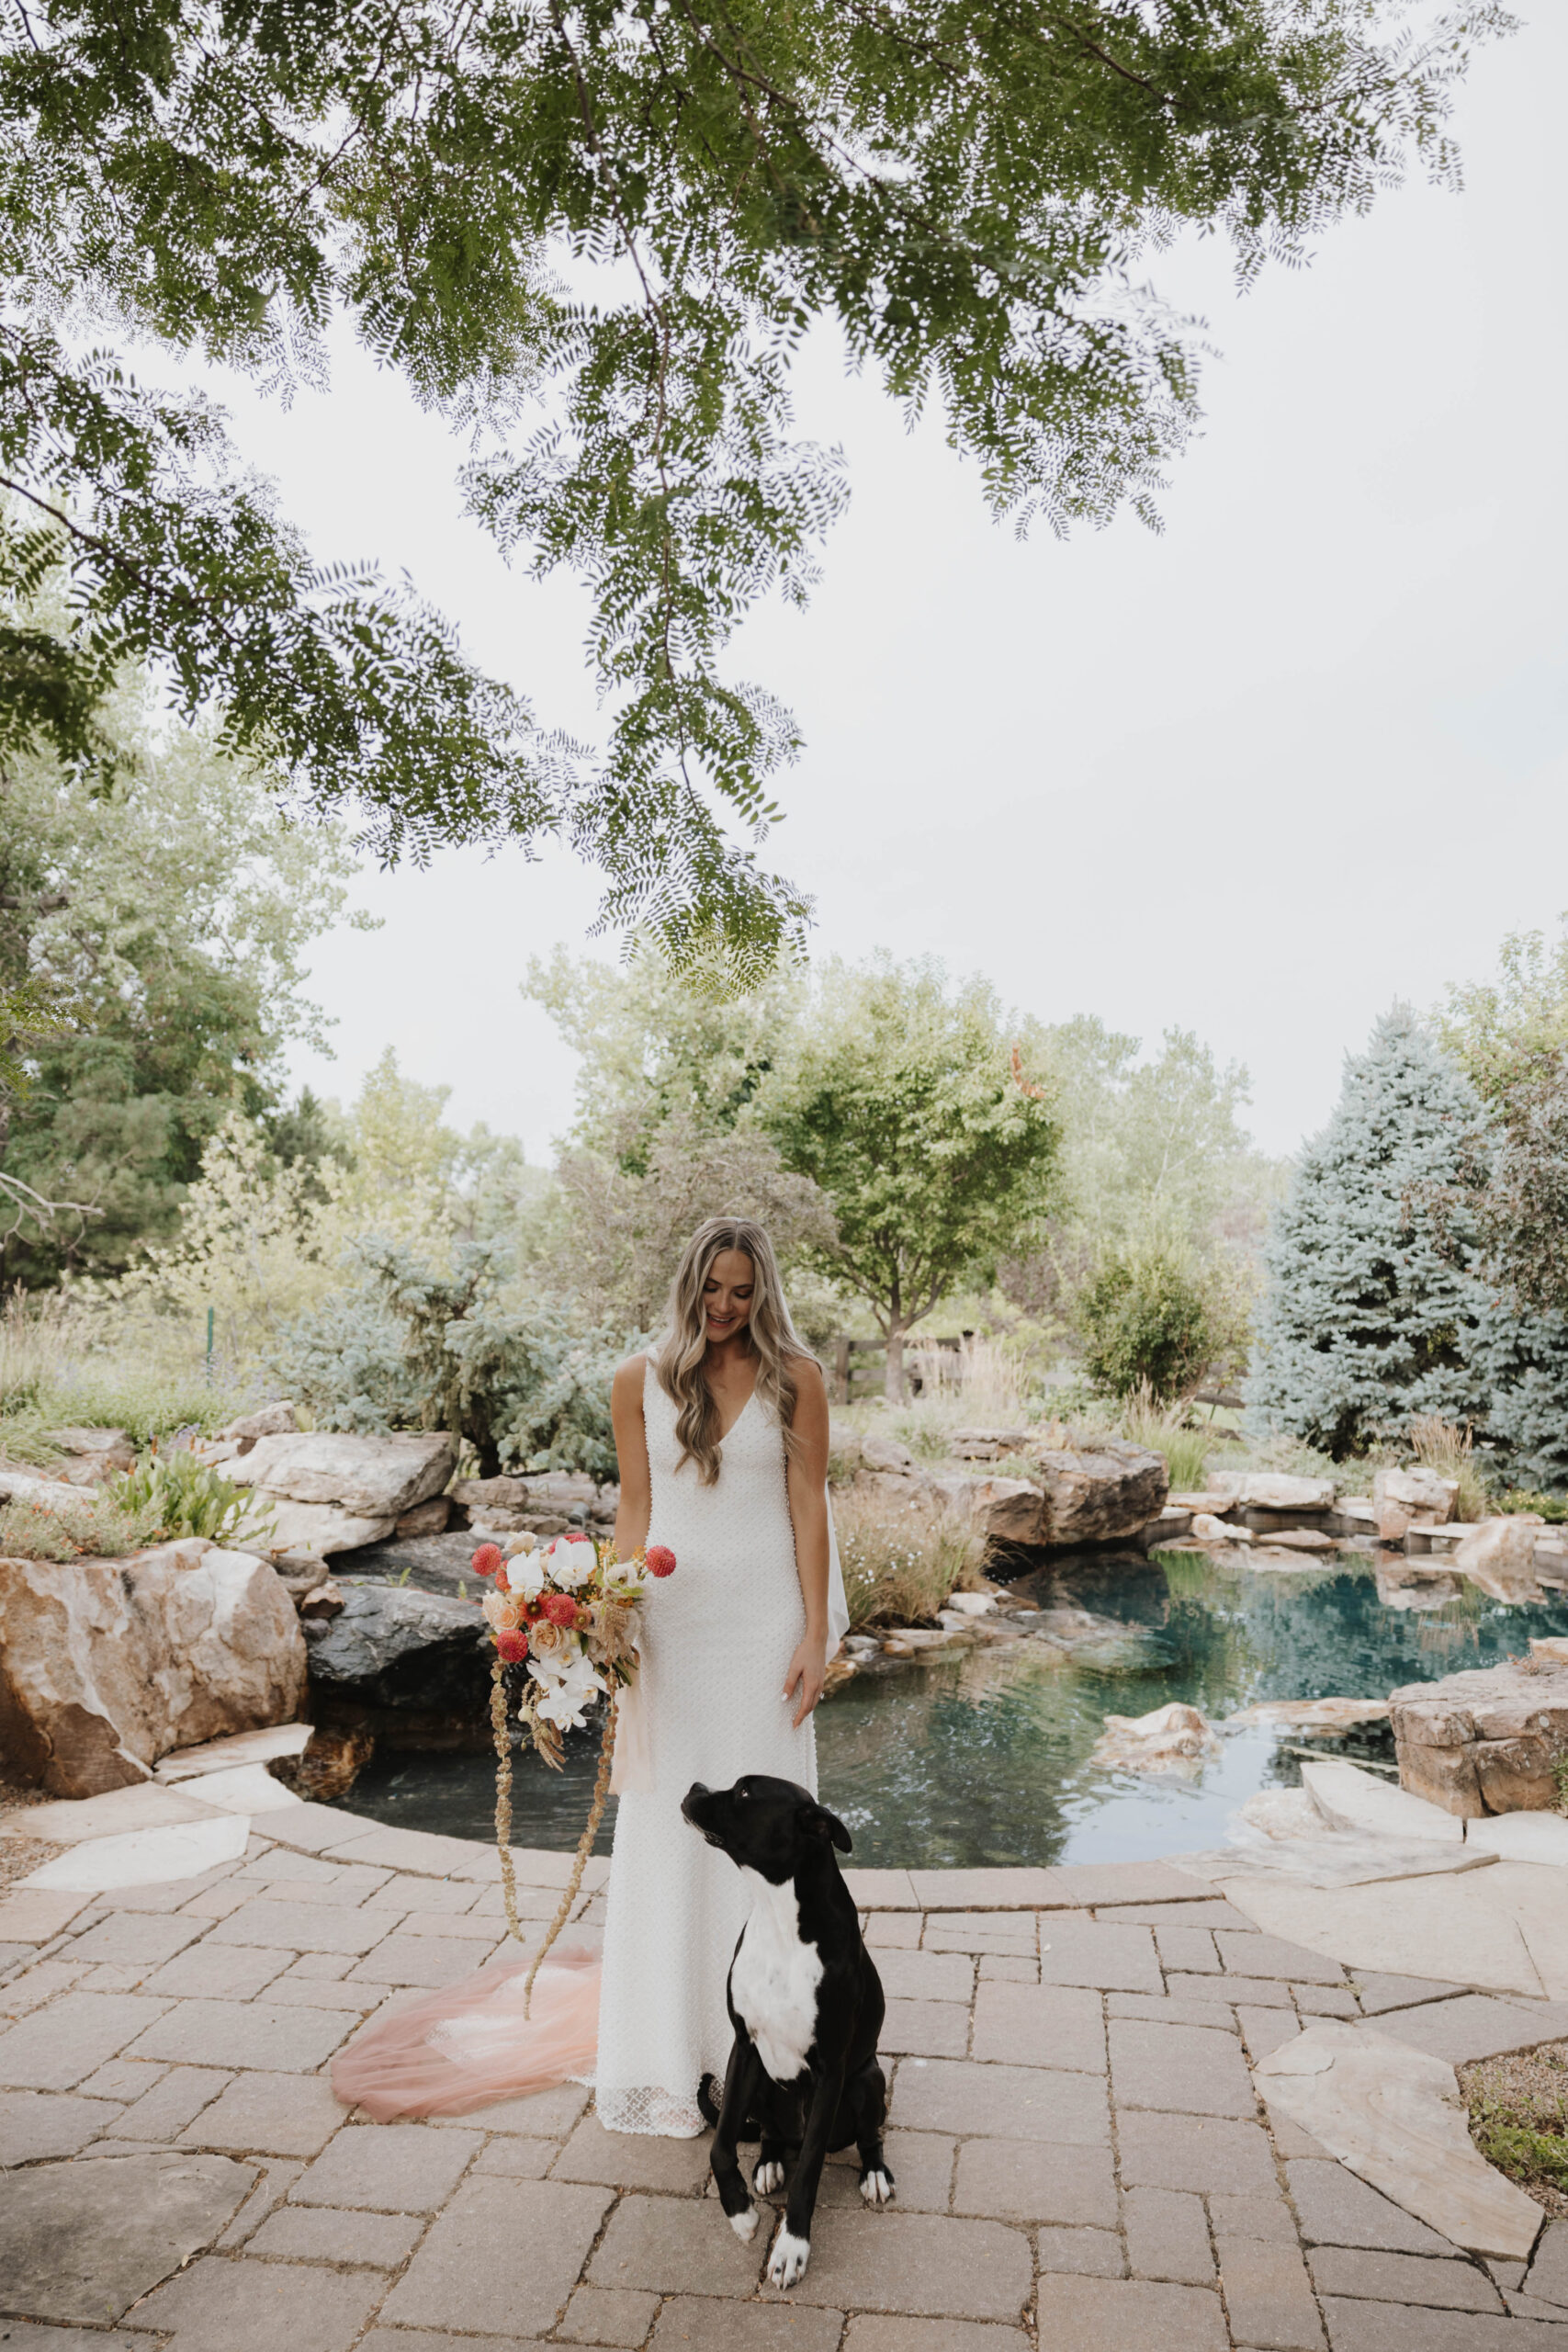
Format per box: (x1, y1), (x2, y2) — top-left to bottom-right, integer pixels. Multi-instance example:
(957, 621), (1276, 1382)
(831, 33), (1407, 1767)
(529, 1652), (607, 1730)
(543, 1533), (597, 1591)
(508, 1547), (547, 1602)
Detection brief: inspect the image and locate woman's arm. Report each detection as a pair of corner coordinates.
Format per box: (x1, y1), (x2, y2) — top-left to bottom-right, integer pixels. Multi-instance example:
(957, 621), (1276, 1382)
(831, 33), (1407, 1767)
(610, 1355), (651, 1558)
(783, 1358), (832, 1728)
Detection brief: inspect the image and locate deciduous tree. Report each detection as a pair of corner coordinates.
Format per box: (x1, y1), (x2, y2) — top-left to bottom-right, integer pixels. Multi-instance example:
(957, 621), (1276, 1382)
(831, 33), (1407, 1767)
(0, 0), (1506, 970)
(763, 960), (1060, 1398)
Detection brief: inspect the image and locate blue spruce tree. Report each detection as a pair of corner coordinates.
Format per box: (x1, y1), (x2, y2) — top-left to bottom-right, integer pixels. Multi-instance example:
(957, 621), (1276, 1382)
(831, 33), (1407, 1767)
(1247, 1011), (1491, 1457)
(1472, 1297), (1568, 1493)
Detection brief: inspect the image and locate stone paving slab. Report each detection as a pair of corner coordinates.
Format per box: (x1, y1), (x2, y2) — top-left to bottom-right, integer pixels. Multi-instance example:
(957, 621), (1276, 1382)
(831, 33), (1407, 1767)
(5, 1827), (1563, 2351)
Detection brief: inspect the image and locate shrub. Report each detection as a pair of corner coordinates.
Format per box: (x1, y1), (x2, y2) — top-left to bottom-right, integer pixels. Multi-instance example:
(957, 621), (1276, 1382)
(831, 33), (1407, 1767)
(272, 1238), (636, 1479)
(831, 1487), (984, 1630)
(113, 1450), (276, 1546)
(0, 1487), (159, 1561)
(1078, 1250), (1216, 1405)
(1499, 1490), (1568, 1524)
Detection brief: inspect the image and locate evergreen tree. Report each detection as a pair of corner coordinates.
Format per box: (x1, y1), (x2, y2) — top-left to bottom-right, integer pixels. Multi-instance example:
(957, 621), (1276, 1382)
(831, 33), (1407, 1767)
(1472, 1299), (1568, 1494)
(1247, 1011), (1490, 1457)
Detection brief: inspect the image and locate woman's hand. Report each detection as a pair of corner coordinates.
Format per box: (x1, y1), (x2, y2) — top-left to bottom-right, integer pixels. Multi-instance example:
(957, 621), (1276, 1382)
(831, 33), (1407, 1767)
(784, 1633), (829, 1728)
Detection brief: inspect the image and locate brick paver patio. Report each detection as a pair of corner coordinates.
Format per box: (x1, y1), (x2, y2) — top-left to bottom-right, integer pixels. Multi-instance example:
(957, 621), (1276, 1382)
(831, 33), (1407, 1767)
(3, 1803), (1567, 2349)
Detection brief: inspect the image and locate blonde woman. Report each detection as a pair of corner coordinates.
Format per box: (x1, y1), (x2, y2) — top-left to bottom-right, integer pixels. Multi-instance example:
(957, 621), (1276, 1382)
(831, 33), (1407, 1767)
(595, 1216), (850, 2137)
(332, 1215), (847, 2130)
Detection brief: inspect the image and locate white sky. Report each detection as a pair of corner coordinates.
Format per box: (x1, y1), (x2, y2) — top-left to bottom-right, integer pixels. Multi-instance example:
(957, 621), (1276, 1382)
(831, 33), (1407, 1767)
(213, 9), (1567, 1165)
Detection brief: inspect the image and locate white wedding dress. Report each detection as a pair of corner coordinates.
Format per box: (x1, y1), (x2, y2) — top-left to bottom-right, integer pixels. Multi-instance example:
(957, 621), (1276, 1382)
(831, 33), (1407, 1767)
(332, 1358), (847, 2131)
(594, 1361), (847, 2136)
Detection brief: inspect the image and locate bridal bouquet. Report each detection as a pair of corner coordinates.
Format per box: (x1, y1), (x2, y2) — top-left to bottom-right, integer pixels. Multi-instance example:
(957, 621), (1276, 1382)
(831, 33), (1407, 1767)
(472, 1530), (675, 1770)
(475, 1528), (674, 2000)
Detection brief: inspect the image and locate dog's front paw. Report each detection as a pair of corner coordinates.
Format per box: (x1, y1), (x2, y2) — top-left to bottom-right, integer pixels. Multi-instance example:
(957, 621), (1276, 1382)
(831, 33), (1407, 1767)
(860, 2166), (896, 2205)
(729, 2205), (761, 2243)
(768, 2224), (811, 2289)
(753, 2159), (785, 2195)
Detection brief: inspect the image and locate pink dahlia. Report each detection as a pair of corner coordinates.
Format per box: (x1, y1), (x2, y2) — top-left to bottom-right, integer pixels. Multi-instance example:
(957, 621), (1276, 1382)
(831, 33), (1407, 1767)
(471, 1543), (503, 1579)
(540, 1591), (580, 1626)
(645, 1544), (676, 1578)
(495, 1628), (529, 1664)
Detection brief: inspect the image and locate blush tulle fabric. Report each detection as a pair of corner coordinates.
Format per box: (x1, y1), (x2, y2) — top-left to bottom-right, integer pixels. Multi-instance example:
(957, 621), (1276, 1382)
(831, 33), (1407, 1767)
(332, 1945), (602, 2122)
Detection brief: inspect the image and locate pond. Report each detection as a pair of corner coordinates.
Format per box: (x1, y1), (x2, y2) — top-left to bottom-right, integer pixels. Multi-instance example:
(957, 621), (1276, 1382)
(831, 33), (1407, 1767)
(326, 1545), (1568, 1871)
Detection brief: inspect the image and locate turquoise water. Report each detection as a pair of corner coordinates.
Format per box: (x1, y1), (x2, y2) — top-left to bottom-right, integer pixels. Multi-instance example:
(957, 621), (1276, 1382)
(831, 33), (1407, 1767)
(327, 1546), (1568, 1870)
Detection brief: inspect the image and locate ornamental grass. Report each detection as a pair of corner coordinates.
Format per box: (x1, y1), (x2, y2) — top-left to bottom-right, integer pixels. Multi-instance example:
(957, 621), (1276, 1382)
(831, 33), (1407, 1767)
(832, 1487), (985, 1631)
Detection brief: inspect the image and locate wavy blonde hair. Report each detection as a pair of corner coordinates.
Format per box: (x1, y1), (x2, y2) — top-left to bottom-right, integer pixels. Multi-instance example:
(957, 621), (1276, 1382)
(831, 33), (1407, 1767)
(656, 1216), (814, 1486)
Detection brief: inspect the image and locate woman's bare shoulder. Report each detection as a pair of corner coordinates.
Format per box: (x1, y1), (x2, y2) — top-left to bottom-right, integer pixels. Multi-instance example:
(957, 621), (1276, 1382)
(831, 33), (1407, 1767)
(791, 1354), (829, 1414)
(612, 1352), (649, 1399)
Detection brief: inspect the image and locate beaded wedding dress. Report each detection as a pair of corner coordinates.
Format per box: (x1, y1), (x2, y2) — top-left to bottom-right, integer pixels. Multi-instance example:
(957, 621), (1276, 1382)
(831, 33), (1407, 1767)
(333, 1359), (847, 2132)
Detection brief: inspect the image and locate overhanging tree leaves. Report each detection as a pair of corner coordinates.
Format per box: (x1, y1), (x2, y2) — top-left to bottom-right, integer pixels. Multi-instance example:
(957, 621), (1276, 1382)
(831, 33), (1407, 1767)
(2, 0), (1507, 971)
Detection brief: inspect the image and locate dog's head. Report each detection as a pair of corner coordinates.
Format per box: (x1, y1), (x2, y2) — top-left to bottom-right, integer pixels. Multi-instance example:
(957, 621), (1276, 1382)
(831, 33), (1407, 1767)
(681, 1775), (852, 1883)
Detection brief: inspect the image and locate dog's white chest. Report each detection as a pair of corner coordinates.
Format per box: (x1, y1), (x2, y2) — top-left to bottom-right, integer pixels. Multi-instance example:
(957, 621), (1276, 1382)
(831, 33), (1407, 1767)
(731, 1872), (824, 2086)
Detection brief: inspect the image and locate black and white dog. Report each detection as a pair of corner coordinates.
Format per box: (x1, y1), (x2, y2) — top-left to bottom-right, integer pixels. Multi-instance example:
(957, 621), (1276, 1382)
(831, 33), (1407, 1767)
(681, 1773), (894, 2289)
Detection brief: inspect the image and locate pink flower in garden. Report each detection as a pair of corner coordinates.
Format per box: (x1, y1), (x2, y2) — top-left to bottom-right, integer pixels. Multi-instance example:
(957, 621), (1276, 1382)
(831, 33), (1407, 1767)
(495, 1628), (529, 1663)
(645, 1544), (676, 1578)
(471, 1544), (503, 1578)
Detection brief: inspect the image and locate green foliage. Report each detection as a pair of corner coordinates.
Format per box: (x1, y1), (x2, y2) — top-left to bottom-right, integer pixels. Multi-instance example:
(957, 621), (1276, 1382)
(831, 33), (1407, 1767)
(0, 653), (364, 1283)
(524, 945), (837, 1326)
(1079, 1253), (1224, 1406)
(114, 1449), (274, 1546)
(1438, 920), (1568, 1107)
(525, 946), (800, 1173)
(998, 1014), (1283, 1351)
(0, 1485), (159, 1561)
(1499, 1490), (1568, 1523)
(271, 1238), (633, 1479)
(1462, 2040), (1568, 2200)
(1435, 919), (1568, 1322)
(1247, 1012), (1491, 1459)
(1116, 1391), (1215, 1491)
(763, 958), (1061, 1396)
(0, 2), (1507, 970)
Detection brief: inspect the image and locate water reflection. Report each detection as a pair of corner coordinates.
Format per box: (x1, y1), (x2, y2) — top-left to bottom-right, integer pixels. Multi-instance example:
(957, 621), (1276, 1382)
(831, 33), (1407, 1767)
(326, 1546), (1568, 1869)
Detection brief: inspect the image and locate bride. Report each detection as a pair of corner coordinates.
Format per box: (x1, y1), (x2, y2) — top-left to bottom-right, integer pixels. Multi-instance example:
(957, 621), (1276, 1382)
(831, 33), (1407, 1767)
(333, 1216), (849, 2131)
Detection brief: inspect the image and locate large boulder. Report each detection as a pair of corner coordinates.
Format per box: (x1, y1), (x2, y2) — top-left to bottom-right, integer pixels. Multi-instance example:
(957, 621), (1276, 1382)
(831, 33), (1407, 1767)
(0, 1543), (307, 1798)
(928, 1473), (1046, 1544)
(1389, 1657), (1568, 1816)
(1372, 1464), (1457, 1543)
(450, 1468), (613, 1536)
(256, 1498), (404, 1561)
(1450, 1516), (1543, 1602)
(231, 1429), (456, 1517)
(304, 1582), (492, 1719)
(949, 1428), (1030, 1461)
(1033, 1439), (1168, 1546)
(1210, 1471), (1337, 1512)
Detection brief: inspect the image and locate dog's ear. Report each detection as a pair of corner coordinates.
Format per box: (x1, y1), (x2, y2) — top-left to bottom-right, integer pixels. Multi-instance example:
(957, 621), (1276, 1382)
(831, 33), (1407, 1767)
(803, 1802), (852, 1855)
